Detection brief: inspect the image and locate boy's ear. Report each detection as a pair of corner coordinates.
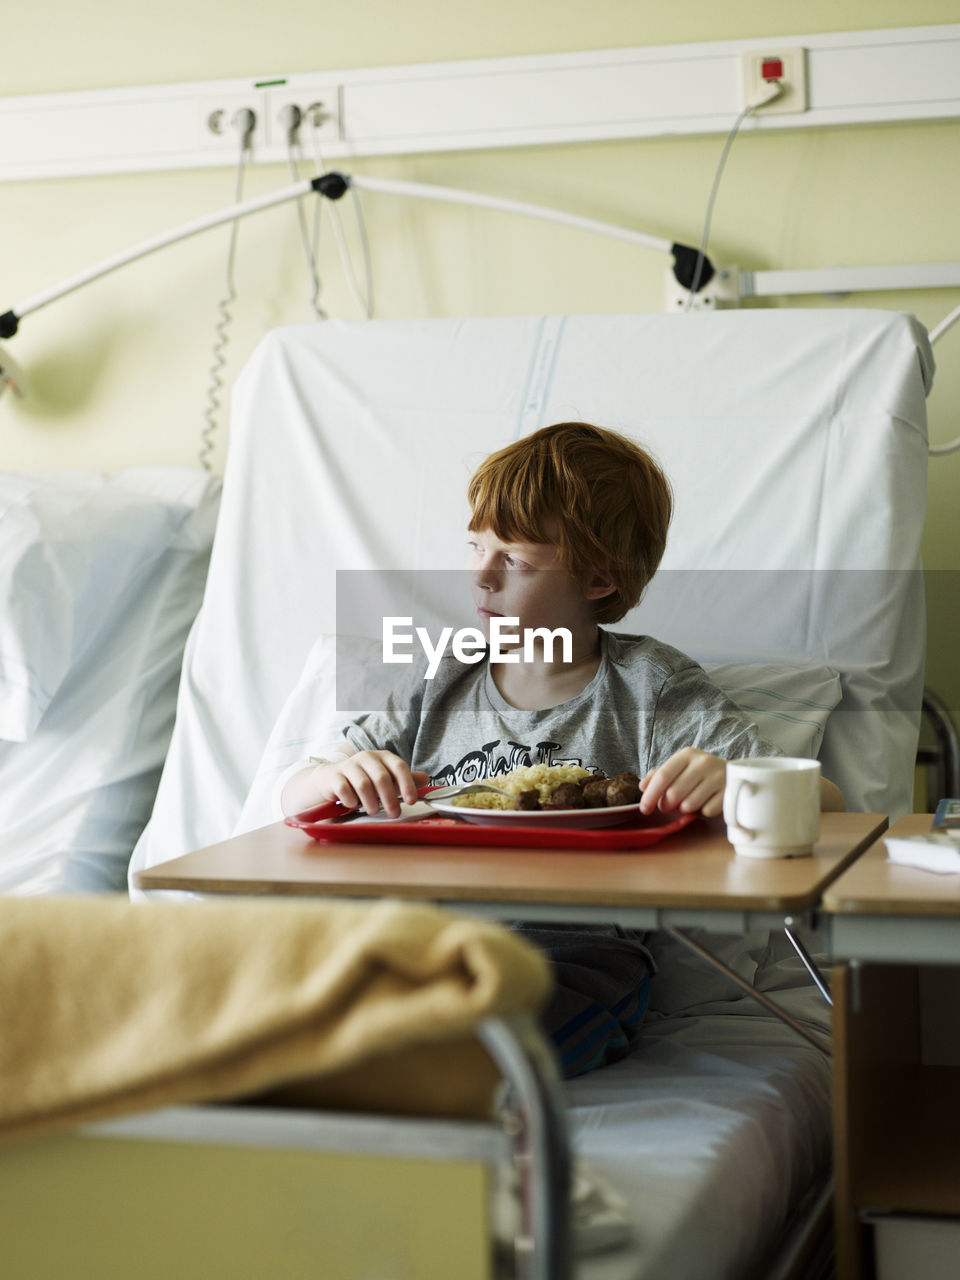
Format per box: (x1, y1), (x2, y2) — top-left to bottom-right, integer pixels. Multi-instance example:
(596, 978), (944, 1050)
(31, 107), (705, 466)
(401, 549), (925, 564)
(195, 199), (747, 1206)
(582, 570), (617, 601)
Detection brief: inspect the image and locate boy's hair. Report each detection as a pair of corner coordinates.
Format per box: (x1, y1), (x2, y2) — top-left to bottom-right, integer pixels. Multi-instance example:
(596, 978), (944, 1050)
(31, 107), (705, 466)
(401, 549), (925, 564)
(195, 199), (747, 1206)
(467, 422), (673, 624)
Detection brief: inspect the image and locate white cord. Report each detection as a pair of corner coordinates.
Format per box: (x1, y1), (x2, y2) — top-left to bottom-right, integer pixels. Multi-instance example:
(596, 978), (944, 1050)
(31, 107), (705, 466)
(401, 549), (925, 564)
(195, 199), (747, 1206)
(349, 184), (375, 320)
(686, 81), (958, 459)
(10, 173), (670, 328)
(287, 146), (324, 318)
(200, 110), (253, 471)
(307, 123), (373, 319)
(11, 178), (315, 321)
(283, 107), (326, 320)
(346, 173), (672, 256)
(684, 107), (752, 309)
(311, 159), (323, 282)
(0, 343), (27, 398)
(684, 82), (784, 310)
(928, 299), (960, 456)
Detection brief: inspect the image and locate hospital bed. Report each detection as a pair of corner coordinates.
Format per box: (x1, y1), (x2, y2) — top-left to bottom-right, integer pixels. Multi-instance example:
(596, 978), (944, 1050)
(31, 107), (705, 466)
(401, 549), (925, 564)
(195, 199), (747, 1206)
(2, 309), (933, 1277)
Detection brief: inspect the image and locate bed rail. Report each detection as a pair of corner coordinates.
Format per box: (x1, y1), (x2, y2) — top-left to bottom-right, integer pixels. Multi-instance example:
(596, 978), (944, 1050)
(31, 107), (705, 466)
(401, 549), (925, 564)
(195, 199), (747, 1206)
(479, 1015), (572, 1280)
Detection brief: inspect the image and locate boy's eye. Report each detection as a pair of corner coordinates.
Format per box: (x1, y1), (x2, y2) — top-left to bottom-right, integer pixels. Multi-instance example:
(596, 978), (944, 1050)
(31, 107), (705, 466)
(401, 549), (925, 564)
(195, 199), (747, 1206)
(466, 538), (529, 569)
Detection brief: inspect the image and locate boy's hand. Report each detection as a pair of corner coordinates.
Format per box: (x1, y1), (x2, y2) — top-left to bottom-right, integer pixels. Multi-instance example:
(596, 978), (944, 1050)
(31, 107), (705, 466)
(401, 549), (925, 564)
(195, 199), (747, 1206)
(640, 748), (726, 818)
(314, 751), (429, 820)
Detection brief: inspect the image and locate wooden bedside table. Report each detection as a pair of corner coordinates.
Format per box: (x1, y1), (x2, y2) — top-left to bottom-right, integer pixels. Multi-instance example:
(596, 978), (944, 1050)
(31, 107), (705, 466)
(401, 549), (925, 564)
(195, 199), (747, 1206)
(135, 810), (885, 931)
(824, 814), (960, 1280)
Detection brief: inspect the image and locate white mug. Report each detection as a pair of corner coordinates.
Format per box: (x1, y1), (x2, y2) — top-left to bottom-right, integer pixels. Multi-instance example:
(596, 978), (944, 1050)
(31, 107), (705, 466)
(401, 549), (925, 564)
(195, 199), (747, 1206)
(723, 757), (821, 859)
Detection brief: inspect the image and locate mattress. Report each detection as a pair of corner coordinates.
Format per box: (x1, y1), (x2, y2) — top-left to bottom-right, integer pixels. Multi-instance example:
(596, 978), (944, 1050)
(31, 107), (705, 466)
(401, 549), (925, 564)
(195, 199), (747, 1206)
(568, 928), (833, 1279)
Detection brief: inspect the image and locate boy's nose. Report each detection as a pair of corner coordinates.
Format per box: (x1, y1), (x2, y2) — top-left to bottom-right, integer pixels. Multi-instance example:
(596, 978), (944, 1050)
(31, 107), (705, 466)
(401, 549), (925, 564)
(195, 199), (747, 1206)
(472, 562), (502, 592)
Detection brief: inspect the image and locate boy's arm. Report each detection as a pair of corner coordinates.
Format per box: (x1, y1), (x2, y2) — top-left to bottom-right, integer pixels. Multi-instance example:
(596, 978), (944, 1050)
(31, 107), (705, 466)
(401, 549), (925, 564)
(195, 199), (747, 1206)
(640, 748), (845, 818)
(280, 654), (432, 819)
(280, 742), (429, 820)
(639, 748), (726, 818)
(280, 742), (356, 817)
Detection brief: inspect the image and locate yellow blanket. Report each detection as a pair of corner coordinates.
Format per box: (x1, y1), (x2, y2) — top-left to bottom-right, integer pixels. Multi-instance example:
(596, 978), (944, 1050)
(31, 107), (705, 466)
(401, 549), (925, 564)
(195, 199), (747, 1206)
(0, 894), (551, 1142)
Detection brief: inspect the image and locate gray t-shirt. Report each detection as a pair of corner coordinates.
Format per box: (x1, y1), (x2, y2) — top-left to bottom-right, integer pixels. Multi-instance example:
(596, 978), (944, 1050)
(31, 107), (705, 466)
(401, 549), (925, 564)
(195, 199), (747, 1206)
(344, 630), (779, 783)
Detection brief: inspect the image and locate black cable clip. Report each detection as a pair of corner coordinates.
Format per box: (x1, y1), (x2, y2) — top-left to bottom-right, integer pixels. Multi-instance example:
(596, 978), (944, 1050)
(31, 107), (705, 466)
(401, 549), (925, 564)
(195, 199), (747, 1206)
(670, 243), (715, 292)
(311, 172), (350, 201)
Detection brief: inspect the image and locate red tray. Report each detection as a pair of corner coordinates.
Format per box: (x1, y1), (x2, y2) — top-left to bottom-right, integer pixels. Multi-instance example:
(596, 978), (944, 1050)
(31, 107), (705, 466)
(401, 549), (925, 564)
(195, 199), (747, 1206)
(284, 810), (700, 850)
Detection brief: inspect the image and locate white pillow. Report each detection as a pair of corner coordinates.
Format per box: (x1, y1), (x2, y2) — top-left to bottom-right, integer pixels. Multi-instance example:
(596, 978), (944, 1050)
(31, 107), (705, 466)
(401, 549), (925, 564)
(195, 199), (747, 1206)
(234, 634), (841, 835)
(703, 661), (842, 760)
(0, 472), (182, 742)
(0, 469), (221, 894)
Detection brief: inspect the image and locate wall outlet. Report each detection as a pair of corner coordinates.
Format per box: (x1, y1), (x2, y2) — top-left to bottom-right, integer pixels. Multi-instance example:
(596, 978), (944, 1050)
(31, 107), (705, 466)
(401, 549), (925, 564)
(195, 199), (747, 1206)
(197, 94), (267, 151)
(739, 47), (807, 114)
(267, 86), (340, 149)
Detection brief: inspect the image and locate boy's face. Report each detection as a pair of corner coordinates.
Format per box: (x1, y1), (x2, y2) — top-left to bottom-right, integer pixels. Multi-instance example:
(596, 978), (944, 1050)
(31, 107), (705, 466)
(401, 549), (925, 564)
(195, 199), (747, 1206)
(467, 528), (606, 641)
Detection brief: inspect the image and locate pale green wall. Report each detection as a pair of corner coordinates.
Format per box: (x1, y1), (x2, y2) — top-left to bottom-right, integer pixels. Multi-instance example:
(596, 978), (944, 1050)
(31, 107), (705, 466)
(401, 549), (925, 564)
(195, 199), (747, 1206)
(1, 1), (959, 741)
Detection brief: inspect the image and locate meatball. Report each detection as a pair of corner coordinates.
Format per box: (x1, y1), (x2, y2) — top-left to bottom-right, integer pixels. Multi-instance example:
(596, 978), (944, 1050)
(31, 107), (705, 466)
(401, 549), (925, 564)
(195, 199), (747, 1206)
(606, 772), (641, 807)
(543, 781), (587, 809)
(582, 777), (610, 808)
(517, 788), (541, 811)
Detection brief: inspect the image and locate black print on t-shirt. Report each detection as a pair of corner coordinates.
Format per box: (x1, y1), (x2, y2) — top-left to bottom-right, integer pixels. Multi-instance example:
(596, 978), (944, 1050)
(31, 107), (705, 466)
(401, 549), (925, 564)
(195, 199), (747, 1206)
(430, 739), (602, 787)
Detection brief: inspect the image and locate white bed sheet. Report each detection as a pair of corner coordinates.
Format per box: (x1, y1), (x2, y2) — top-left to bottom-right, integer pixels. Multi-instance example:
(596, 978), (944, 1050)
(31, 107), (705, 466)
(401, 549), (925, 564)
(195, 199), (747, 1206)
(569, 930), (833, 1280)
(570, 1010), (831, 1280)
(132, 308), (931, 881)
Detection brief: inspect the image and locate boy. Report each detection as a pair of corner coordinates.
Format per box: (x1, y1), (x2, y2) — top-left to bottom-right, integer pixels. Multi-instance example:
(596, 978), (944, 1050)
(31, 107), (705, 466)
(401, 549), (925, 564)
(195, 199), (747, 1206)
(282, 422), (844, 1076)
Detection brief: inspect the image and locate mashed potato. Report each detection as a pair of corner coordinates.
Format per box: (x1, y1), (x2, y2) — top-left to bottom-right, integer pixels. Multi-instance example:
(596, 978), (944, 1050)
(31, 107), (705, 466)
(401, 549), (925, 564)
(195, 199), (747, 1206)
(491, 763), (591, 802)
(449, 791), (517, 811)
(448, 764), (592, 810)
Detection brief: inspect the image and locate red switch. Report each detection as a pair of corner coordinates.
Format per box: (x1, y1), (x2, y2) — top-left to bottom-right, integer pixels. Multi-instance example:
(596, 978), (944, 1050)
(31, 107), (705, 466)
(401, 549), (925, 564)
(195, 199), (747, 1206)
(761, 58), (784, 81)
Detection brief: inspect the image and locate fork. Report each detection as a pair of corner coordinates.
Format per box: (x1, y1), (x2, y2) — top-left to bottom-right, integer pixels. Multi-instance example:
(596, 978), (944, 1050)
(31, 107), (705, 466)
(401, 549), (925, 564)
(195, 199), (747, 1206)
(287, 780), (506, 825)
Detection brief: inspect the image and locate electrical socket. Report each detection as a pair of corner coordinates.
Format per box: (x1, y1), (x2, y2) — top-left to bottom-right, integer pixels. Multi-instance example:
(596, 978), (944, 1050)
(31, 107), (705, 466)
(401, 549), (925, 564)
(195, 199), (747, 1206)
(739, 47), (807, 114)
(266, 86), (340, 149)
(197, 94), (267, 150)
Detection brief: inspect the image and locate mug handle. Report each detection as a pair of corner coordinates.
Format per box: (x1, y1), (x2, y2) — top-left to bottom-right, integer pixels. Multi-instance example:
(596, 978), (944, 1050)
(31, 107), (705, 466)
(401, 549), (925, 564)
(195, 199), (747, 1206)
(729, 779), (757, 838)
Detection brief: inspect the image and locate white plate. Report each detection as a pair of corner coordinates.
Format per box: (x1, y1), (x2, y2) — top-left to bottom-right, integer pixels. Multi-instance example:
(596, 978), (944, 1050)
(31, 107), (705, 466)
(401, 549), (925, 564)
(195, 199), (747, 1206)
(425, 799), (643, 829)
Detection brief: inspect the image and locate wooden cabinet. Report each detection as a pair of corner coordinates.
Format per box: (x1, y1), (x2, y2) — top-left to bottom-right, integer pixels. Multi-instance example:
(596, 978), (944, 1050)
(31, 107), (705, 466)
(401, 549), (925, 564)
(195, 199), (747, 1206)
(832, 963), (960, 1279)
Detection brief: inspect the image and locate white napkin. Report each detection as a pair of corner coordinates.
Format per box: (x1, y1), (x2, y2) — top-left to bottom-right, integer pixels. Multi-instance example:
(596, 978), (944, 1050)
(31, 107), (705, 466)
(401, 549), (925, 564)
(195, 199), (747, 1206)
(885, 833), (960, 874)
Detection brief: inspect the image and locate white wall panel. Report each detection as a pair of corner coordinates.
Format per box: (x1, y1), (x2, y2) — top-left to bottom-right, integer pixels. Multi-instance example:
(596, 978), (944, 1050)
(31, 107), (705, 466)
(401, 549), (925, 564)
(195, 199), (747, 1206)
(1, 25), (959, 181)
